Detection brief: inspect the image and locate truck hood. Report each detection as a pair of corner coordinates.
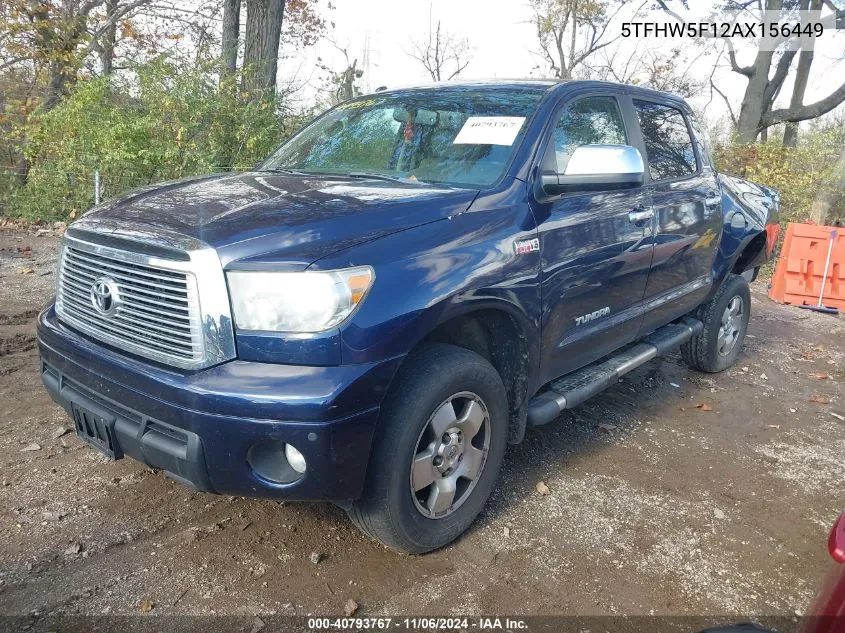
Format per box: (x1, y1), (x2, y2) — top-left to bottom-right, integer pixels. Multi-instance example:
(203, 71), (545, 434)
(70, 172), (480, 268)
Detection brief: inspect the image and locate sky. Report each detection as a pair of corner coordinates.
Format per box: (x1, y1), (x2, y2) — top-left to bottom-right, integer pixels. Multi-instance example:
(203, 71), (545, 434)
(277, 0), (845, 133)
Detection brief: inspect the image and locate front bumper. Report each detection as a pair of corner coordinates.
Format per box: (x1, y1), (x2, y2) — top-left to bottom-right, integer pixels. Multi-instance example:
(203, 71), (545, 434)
(37, 305), (402, 500)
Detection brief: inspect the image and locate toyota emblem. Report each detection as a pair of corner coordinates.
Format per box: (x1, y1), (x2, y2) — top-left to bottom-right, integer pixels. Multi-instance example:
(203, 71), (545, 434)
(90, 277), (120, 316)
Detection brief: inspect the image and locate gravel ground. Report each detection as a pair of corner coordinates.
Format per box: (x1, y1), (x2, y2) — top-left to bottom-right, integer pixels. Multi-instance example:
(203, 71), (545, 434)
(0, 225), (843, 623)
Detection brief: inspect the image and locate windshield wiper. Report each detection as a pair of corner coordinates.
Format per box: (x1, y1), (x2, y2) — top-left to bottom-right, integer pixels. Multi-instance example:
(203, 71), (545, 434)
(258, 167), (314, 176)
(346, 172), (429, 186)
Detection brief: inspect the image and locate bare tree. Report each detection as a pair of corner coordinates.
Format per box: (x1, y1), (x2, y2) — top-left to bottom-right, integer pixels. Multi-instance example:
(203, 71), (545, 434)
(221, 0), (242, 77)
(409, 20), (471, 81)
(1, 0), (152, 184)
(242, 0), (285, 96)
(317, 40), (364, 104)
(656, 0), (845, 144)
(530, 0), (627, 80)
(100, 0), (119, 75)
(590, 43), (707, 98)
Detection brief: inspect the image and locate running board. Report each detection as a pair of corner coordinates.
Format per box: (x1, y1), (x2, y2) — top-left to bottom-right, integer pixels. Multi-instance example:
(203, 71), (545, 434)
(526, 317), (703, 427)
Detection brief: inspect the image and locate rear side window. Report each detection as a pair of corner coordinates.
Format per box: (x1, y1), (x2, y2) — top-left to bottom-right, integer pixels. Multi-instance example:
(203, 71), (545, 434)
(633, 100), (697, 181)
(551, 96), (627, 173)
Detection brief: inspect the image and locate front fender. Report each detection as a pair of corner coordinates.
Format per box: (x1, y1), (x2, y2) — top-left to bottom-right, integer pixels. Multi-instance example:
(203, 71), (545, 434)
(310, 182), (542, 381)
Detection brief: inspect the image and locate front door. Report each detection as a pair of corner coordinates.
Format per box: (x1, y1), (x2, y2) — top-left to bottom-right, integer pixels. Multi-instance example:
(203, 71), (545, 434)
(532, 93), (654, 385)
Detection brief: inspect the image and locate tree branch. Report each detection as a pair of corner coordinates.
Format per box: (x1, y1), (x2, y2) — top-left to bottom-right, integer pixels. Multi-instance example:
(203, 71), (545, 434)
(765, 81), (845, 124)
(711, 79), (738, 127)
(763, 49), (796, 103)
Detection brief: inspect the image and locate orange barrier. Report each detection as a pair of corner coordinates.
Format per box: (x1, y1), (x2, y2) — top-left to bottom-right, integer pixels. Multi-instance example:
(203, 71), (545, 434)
(769, 223), (845, 311)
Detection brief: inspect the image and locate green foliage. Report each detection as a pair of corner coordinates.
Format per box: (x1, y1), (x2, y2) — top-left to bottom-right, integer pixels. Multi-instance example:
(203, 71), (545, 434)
(714, 124), (845, 226)
(7, 57), (306, 221)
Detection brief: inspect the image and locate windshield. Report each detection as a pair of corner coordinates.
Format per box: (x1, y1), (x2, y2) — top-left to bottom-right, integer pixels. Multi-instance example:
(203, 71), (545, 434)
(262, 87), (546, 187)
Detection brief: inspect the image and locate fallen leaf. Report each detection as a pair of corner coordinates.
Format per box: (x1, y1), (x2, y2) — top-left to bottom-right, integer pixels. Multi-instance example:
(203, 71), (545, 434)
(51, 426), (71, 440)
(814, 345), (826, 352)
(766, 424), (780, 430)
(69, 210), (77, 219)
(535, 481), (550, 496)
(139, 598), (154, 613)
(696, 403), (713, 412)
(64, 542), (81, 556)
(597, 423), (617, 432)
(250, 617), (265, 633)
(17, 267), (34, 274)
(344, 599), (359, 617)
(809, 373), (830, 380)
(810, 395), (830, 404)
(20, 443), (41, 452)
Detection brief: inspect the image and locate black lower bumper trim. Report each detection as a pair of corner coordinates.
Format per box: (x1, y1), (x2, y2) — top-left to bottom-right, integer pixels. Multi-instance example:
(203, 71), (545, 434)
(42, 362), (215, 493)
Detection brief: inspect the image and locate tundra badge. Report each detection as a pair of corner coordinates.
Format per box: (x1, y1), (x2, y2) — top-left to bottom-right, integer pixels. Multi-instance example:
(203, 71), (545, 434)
(575, 307), (610, 326)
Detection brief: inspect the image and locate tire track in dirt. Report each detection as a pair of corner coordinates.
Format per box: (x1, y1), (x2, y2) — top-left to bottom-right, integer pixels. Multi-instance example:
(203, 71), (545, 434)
(0, 333), (36, 357)
(0, 309), (40, 327)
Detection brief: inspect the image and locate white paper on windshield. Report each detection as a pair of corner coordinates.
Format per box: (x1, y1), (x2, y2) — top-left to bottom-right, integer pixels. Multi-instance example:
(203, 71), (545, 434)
(452, 116), (526, 146)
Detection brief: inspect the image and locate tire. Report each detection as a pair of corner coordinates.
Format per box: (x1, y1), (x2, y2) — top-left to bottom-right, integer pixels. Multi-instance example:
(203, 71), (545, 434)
(681, 274), (751, 373)
(347, 343), (508, 554)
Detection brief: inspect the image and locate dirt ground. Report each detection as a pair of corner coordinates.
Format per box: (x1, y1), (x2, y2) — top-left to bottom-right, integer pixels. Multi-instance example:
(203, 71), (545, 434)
(0, 225), (844, 622)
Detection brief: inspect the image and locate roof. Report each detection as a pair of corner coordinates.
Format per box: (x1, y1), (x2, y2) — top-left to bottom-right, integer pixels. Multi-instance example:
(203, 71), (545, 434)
(363, 79), (686, 105)
(364, 79), (558, 95)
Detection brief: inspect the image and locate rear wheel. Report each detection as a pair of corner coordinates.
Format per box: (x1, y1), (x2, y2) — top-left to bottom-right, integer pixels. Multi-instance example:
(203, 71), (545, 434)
(681, 274), (751, 373)
(347, 343), (508, 553)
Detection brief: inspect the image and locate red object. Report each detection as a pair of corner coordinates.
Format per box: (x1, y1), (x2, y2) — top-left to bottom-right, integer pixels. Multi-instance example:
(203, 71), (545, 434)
(403, 121), (415, 142)
(830, 512), (845, 564)
(801, 512), (845, 632)
(769, 223), (845, 311)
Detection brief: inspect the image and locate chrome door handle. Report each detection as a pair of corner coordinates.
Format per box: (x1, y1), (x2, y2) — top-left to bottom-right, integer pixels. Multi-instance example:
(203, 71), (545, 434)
(628, 208), (654, 225)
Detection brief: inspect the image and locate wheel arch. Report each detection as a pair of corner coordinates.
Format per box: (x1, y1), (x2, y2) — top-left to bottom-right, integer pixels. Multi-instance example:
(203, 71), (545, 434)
(394, 301), (538, 445)
(731, 231), (769, 276)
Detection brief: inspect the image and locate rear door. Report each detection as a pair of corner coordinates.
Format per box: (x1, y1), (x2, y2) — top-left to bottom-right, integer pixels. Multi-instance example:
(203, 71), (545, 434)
(632, 99), (723, 335)
(533, 92), (655, 385)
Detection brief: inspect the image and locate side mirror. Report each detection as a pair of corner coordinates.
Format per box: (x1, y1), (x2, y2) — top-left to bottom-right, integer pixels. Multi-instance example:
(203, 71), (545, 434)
(540, 145), (645, 196)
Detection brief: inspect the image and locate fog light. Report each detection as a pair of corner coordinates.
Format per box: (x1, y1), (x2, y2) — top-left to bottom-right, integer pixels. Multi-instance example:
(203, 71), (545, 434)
(285, 443), (307, 474)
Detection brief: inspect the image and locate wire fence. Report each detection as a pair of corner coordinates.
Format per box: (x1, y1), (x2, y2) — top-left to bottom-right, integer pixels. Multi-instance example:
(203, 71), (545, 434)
(0, 161), (253, 220)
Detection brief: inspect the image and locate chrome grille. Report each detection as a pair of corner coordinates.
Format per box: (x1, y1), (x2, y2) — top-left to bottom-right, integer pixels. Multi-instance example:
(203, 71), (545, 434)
(56, 240), (204, 367)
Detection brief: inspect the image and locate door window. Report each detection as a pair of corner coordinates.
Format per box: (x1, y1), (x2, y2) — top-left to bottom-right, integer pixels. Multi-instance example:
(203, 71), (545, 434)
(551, 96), (627, 173)
(633, 100), (698, 180)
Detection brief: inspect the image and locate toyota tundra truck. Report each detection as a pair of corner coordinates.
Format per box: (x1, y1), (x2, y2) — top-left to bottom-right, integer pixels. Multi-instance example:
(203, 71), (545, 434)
(36, 80), (779, 553)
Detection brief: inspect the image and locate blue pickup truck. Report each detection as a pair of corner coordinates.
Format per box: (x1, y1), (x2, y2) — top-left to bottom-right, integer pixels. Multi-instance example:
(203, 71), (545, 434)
(37, 80), (778, 553)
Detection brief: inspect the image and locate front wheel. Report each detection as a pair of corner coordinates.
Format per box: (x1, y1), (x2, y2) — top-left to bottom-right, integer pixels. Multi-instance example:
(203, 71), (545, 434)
(347, 343), (508, 554)
(681, 274), (751, 373)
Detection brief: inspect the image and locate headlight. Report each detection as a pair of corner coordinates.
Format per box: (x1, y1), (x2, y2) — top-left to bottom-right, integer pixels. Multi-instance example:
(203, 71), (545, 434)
(226, 266), (374, 332)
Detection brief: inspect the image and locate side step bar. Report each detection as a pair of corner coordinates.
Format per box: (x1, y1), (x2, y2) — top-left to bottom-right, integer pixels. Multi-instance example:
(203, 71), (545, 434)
(526, 317), (703, 427)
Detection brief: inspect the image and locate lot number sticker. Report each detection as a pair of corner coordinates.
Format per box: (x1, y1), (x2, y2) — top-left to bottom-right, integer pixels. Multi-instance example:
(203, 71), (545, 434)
(453, 116), (526, 146)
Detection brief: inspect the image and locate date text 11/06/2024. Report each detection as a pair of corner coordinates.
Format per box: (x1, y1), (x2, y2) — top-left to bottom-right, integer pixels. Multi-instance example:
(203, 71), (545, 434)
(307, 618), (529, 630)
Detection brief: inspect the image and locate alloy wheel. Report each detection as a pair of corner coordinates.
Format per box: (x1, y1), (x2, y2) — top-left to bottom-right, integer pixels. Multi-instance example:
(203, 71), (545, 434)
(718, 295), (744, 356)
(409, 392), (490, 519)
